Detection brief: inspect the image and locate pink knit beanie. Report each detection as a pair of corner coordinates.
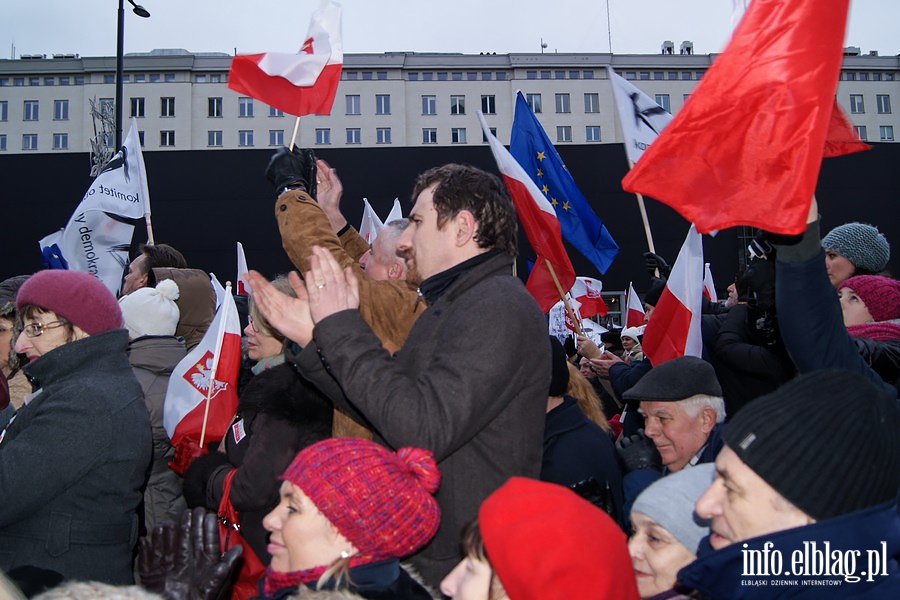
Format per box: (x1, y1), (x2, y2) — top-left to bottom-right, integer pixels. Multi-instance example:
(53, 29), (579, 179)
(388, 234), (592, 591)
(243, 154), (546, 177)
(281, 438), (441, 561)
(839, 275), (900, 322)
(16, 270), (122, 335)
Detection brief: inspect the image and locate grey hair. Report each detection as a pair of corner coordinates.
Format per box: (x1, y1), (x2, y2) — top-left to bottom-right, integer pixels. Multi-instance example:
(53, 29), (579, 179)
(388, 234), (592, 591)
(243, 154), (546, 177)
(372, 218), (410, 264)
(679, 394), (726, 424)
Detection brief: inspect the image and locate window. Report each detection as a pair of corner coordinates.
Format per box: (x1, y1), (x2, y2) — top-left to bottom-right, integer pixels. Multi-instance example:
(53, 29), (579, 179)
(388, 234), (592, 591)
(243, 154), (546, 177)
(14, 77), (25, 86)
(134, 74), (145, 83)
(408, 72), (419, 81)
(208, 130), (223, 147)
(859, 72), (868, 81)
(346, 128), (361, 144)
(346, 94), (360, 115)
(53, 99), (68, 120)
(376, 127), (391, 144)
(467, 72), (477, 81)
(375, 94), (391, 115)
(211, 74), (222, 83)
(584, 93), (600, 114)
(44, 77), (54, 86)
(481, 72), (492, 81)
(22, 134), (38, 150)
(526, 71), (537, 80)
(876, 95), (892, 114)
(880, 126), (894, 141)
(138, 131), (145, 146)
(640, 71), (650, 80)
(682, 71), (693, 80)
(239, 97), (254, 117)
(655, 94), (671, 112)
(103, 74), (115, 84)
(345, 72), (358, 80)
(481, 95), (496, 115)
(422, 95), (436, 115)
(160, 131), (175, 147)
(873, 73), (882, 81)
(452, 72), (462, 81)
(555, 93), (570, 114)
(854, 126), (867, 141)
(102, 133), (113, 147)
(850, 95), (864, 114)
(422, 128), (437, 144)
(59, 76), (70, 86)
(0, 101), (6, 121)
(75, 76), (84, 85)
(451, 128), (467, 144)
(269, 130), (284, 146)
(450, 95), (465, 115)
(165, 73), (175, 82)
(315, 128), (331, 145)
(668, 71), (678, 80)
(556, 126), (572, 143)
(481, 127), (498, 143)
(99, 97), (114, 116)
(569, 70), (580, 80)
(653, 71), (664, 80)
(208, 97), (222, 118)
(24, 100), (39, 121)
(269, 106), (284, 117)
(496, 72), (507, 81)
(377, 71), (387, 80)
(526, 94), (542, 114)
(238, 130), (253, 146)
(555, 70), (566, 80)
(195, 74), (206, 83)
(541, 70), (551, 80)
(161, 97), (175, 117)
(586, 126), (601, 142)
(150, 74), (160, 83)
(52, 133), (68, 150)
(683, 93), (692, 102)
(362, 71), (372, 81)
(0, 135), (6, 151)
(423, 72), (433, 81)
(131, 97), (145, 118)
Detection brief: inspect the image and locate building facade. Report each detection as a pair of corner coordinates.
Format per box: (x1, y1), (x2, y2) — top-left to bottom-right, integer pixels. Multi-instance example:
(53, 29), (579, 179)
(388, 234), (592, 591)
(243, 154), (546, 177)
(0, 48), (897, 154)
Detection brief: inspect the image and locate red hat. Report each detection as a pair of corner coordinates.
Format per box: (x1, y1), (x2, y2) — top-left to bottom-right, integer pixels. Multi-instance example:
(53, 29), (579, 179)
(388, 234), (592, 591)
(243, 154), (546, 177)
(479, 477), (639, 600)
(839, 275), (900, 323)
(281, 438), (441, 562)
(16, 270), (122, 335)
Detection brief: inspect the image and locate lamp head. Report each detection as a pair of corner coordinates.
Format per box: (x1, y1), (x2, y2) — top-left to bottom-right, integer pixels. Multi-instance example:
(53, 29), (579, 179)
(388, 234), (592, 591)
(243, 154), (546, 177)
(128, 0), (151, 18)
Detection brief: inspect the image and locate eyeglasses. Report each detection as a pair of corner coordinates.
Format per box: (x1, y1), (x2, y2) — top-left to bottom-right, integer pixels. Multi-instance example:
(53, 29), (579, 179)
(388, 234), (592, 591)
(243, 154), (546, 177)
(23, 321), (66, 338)
(247, 316), (259, 334)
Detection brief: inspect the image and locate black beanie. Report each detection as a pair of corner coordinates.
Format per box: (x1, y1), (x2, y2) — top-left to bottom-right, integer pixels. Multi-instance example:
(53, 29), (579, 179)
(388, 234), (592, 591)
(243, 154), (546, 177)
(724, 370), (900, 520)
(548, 336), (570, 397)
(643, 277), (666, 308)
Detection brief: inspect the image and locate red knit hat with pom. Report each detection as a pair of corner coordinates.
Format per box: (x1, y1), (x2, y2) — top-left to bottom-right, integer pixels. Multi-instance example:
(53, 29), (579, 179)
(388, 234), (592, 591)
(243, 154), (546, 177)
(840, 275), (900, 323)
(16, 270), (122, 335)
(281, 438), (441, 561)
(480, 477), (639, 600)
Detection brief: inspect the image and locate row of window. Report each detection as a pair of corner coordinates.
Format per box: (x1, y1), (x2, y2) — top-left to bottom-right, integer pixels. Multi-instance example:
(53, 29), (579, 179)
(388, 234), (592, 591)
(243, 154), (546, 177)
(842, 71), (896, 82)
(849, 94), (892, 114)
(854, 125), (895, 141)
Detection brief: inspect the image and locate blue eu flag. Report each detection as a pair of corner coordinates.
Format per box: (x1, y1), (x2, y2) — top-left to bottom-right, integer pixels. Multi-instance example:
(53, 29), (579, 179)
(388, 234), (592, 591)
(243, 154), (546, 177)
(509, 91), (618, 274)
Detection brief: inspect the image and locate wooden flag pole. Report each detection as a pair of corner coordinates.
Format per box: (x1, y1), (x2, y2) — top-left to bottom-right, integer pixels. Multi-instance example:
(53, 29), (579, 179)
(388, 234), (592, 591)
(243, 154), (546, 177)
(199, 282), (232, 448)
(288, 116), (302, 150)
(545, 259), (582, 336)
(628, 159), (660, 278)
(144, 211), (155, 245)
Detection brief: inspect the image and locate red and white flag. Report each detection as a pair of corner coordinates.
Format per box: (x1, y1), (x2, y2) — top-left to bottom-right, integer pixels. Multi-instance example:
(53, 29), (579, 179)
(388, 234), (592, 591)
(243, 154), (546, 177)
(642, 226), (704, 365)
(570, 277), (608, 318)
(478, 112), (575, 313)
(703, 263), (718, 302)
(164, 287), (241, 447)
(228, 1), (342, 117)
(236, 242), (252, 295)
(359, 198), (384, 244)
(385, 198), (403, 224)
(625, 282), (646, 328)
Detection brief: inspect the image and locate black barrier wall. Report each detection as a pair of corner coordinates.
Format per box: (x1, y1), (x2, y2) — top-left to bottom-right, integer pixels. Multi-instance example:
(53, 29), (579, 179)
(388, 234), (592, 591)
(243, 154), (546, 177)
(1, 143), (897, 296)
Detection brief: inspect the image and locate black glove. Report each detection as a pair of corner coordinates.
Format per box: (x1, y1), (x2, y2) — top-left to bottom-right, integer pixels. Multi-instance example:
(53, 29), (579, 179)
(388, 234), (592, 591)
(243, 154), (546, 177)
(643, 252), (672, 278)
(616, 429), (662, 473)
(138, 507), (242, 600)
(182, 452), (233, 508)
(570, 477), (618, 523)
(265, 146), (317, 198)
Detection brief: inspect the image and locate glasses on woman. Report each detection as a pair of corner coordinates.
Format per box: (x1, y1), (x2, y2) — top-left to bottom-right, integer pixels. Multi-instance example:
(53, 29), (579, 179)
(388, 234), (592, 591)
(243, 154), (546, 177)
(23, 321), (66, 338)
(247, 316), (259, 333)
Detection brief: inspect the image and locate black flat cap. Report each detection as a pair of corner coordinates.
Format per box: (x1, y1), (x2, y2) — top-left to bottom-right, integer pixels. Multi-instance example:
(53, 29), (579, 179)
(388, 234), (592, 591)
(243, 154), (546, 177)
(622, 356), (722, 401)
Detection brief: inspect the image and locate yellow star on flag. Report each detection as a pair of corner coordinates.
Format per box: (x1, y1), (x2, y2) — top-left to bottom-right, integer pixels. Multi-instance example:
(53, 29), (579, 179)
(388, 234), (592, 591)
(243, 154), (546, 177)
(551, 197), (559, 207)
(562, 201), (571, 211)
(536, 151), (546, 162)
(536, 168), (543, 177)
(542, 184), (549, 194)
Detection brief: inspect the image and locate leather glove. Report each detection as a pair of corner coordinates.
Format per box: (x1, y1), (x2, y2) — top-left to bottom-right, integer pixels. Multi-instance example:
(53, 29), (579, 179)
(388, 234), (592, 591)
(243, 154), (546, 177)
(570, 477), (617, 522)
(616, 429), (662, 473)
(138, 507), (242, 600)
(168, 437), (208, 476)
(643, 252), (672, 278)
(265, 146), (317, 198)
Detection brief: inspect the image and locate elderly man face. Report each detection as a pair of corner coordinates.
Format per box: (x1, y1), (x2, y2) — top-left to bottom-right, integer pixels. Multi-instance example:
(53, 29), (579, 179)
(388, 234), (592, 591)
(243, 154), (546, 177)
(640, 398), (717, 472)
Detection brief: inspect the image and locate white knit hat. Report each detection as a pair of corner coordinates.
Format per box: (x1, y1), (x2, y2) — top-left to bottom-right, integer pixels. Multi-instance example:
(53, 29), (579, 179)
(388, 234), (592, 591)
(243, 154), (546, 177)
(118, 279), (181, 339)
(621, 326), (644, 343)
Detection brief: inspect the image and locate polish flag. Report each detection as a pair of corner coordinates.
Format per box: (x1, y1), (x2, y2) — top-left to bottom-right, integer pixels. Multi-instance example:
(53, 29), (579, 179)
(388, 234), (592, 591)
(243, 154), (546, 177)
(164, 287), (241, 447)
(570, 277), (608, 318)
(236, 242), (252, 295)
(228, 1), (342, 117)
(359, 198), (384, 244)
(625, 282), (646, 328)
(385, 198), (403, 224)
(703, 263), (718, 302)
(642, 226), (704, 365)
(478, 112), (575, 313)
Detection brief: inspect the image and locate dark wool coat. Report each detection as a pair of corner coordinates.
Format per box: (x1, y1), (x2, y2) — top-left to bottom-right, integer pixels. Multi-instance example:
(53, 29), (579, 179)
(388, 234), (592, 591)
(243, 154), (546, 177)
(0, 330), (151, 584)
(295, 252), (550, 588)
(183, 362), (333, 563)
(259, 560), (437, 600)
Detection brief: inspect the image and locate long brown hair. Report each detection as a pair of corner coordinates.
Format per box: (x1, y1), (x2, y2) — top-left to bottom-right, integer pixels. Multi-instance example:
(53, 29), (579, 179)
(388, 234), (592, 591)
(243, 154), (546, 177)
(566, 363), (611, 433)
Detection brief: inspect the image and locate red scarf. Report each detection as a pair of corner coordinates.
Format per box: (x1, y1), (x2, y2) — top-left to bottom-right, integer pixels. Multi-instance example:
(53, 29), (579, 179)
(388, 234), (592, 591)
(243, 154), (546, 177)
(847, 321), (900, 342)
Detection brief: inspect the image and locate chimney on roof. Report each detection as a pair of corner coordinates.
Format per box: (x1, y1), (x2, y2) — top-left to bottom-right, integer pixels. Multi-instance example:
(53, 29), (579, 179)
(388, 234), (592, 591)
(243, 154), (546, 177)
(661, 41), (674, 55)
(680, 41), (693, 55)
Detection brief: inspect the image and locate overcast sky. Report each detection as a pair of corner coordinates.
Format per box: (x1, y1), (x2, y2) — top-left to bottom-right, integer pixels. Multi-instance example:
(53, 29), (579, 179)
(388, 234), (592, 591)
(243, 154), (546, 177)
(3, 1), (898, 60)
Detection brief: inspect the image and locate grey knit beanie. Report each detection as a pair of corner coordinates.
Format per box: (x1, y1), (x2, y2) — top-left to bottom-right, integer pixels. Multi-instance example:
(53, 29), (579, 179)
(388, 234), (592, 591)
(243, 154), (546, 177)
(724, 370), (900, 520)
(631, 463), (714, 553)
(822, 222), (890, 274)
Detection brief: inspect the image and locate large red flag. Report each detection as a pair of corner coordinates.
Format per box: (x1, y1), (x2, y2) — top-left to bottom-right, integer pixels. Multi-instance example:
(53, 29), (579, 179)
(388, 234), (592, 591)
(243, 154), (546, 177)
(228, 1), (342, 117)
(478, 113), (575, 313)
(622, 0), (857, 235)
(642, 226), (704, 365)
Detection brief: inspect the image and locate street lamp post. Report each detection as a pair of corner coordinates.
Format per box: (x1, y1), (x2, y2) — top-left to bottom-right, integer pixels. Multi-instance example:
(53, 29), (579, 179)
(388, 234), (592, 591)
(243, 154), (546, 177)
(115, 0), (151, 149)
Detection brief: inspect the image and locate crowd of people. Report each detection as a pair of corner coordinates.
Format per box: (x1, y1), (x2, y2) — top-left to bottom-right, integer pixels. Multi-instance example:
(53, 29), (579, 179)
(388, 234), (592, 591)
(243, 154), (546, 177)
(0, 146), (898, 600)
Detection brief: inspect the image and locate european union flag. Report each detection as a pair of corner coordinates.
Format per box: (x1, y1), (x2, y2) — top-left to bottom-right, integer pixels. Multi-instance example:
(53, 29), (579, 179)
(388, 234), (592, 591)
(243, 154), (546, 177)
(509, 91), (619, 274)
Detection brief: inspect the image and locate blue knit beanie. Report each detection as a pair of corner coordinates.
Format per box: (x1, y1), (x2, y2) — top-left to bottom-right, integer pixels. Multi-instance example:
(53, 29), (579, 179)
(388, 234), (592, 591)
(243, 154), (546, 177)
(822, 222), (890, 274)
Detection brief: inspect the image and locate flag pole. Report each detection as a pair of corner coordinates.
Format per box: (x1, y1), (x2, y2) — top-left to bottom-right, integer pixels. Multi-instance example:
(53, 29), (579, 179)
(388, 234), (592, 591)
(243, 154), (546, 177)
(545, 258), (583, 336)
(144, 211), (155, 245)
(289, 116), (302, 150)
(199, 282), (231, 448)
